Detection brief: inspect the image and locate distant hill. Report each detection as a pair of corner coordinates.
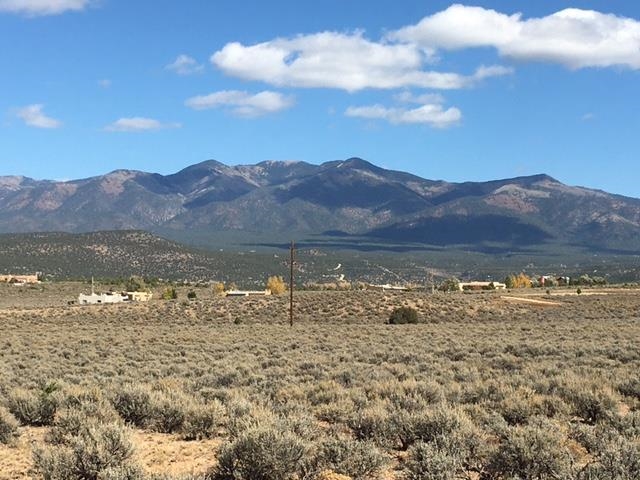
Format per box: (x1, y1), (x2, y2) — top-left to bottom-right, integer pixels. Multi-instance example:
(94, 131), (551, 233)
(2, 159), (640, 252)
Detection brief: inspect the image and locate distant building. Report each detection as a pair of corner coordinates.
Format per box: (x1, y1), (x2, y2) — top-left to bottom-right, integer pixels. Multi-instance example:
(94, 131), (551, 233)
(78, 291), (153, 305)
(459, 281), (506, 291)
(226, 289), (272, 297)
(366, 284), (409, 292)
(127, 291), (153, 302)
(0, 274), (39, 284)
(78, 292), (128, 305)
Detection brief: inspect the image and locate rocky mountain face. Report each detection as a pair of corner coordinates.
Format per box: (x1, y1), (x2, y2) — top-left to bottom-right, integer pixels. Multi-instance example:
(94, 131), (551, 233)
(1, 158), (640, 252)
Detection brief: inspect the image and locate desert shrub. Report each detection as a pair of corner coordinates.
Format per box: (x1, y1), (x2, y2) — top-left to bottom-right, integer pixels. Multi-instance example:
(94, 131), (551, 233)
(615, 411), (640, 438)
(618, 379), (640, 401)
(572, 422), (640, 479)
(180, 400), (225, 441)
(97, 465), (146, 480)
(403, 441), (460, 480)
(486, 417), (574, 479)
(499, 387), (549, 425)
(161, 287), (177, 300)
(33, 422), (139, 480)
(225, 401), (276, 439)
(315, 398), (354, 424)
(187, 290), (197, 300)
(266, 276), (287, 295)
(211, 426), (315, 480)
(568, 388), (617, 424)
(0, 405), (19, 444)
(319, 437), (387, 479)
(59, 386), (105, 409)
(390, 404), (477, 452)
(148, 391), (188, 434)
(348, 404), (394, 447)
(8, 383), (60, 426)
(48, 400), (120, 445)
(110, 384), (153, 428)
(387, 306), (419, 325)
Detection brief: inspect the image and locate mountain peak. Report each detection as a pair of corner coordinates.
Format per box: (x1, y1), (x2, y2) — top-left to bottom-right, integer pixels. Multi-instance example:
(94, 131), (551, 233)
(176, 159), (227, 173)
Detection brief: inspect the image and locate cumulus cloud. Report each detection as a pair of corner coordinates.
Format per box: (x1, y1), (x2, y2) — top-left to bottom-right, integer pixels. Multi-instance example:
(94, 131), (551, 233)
(391, 4), (640, 70)
(0, 0), (91, 16)
(346, 95), (461, 128)
(104, 117), (181, 132)
(211, 31), (511, 91)
(165, 55), (204, 75)
(185, 90), (294, 117)
(16, 104), (62, 128)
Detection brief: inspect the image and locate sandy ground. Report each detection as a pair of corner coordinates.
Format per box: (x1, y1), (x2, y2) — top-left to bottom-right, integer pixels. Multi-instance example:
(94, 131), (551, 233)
(501, 296), (562, 306)
(0, 427), (222, 479)
(0, 428), (45, 480)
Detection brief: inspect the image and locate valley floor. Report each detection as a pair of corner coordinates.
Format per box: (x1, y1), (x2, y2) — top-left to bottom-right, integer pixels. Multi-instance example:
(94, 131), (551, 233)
(1, 284), (639, 479)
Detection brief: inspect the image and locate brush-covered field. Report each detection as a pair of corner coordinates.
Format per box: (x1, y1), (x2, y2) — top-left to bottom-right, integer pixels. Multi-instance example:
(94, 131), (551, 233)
(0, 283), (639, 479)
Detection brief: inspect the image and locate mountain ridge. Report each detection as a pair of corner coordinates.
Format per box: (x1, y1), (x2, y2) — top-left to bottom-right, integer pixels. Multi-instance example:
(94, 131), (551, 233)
(2, 158), (640, 252)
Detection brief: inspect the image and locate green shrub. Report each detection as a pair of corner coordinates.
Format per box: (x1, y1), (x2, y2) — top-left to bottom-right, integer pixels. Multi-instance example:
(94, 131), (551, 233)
(212, 427), (314, 480)
(572, 424), (640, 479)
(149, 391), (188, 434)
(569, 388), (617, 424)
(225, 401), (276, 439)
(8, 384), (60, 426)
(618, 379), (640, 401)
(319, 437), (387, 479)
(348, 404), (394, 447)
(387, 306), (419, 325)
(0, 406), (19, 444)
(33, 422), (139, 480)
(48, 400), (119, 445)
(111, 384), (152, 428)
(161, 287), (178, 300)
(486, 418), (574, 479)
(181, 400), (225, 441)
(390, 404), (476, 451)
(403, 441), (460, 480)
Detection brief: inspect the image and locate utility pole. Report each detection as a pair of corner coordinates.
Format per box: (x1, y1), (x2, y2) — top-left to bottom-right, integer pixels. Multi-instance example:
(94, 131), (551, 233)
(289, 241), (295, 327)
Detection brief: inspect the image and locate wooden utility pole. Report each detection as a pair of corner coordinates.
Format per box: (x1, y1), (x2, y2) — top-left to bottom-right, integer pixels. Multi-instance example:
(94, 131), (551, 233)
(289, 241), (295, 327)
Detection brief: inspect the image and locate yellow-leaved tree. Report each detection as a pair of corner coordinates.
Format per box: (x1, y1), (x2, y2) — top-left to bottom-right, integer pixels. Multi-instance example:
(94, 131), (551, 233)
(212, 282), (226, 296)
(266, 276), (287, 295)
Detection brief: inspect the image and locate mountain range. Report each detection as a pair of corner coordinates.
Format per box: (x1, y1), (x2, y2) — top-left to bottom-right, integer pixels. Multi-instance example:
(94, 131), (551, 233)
(2, 158), (640, 253)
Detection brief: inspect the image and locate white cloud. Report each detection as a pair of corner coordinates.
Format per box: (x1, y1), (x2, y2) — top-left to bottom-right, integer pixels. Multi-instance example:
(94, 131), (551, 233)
(98, 79), (111, 88)
(581, 112), (596, 121)
(211, 31), (511, 92)
(0, 0), (91, 16)
(185, 90), (294, 117)
(393, 91), (445, 105)
(165, 55), (204, 75)
(16, 104), (62, 128)
(391, 4), (640, 70)
(104, 117), (181, 132)
(346, 96), (461, 128)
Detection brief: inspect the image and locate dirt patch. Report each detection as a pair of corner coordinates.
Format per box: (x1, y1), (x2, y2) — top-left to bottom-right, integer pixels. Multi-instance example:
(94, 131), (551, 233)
(501, 296), (562, 306)
(132, 430), (221, 476)
(0, 427), (46, 480)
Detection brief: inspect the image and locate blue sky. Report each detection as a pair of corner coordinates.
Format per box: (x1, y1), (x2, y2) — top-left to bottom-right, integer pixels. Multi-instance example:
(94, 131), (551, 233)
(1, 0), (639, 197)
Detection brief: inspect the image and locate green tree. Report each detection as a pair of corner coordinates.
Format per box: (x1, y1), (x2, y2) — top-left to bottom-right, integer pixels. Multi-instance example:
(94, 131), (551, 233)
(439, 278), (460, 292)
